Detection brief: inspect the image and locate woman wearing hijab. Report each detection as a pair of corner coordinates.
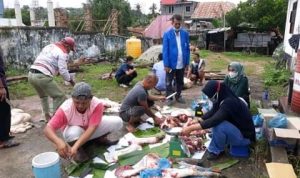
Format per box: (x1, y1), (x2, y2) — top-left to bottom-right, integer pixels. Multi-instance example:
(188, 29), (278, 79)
(182, 80), (255, 160)
(224, 62), (250, 107)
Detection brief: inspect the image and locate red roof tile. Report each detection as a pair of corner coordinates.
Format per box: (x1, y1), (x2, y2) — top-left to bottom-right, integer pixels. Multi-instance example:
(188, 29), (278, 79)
(161, 0), (177, 5)
(191, 2), (235, 19)
(144, 15), (173, 39)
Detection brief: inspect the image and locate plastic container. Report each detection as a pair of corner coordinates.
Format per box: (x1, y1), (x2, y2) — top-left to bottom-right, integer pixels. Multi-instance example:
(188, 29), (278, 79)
(32, 152), (61, 178)
(229, 145), (249, 158)
(126, 36), (142, 58)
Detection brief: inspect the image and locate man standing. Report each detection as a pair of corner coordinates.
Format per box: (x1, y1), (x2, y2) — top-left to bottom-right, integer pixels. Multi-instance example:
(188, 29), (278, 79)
(28, 37), (76, 121)
(0, 48), (20, 149)
(163, 14), (190, 105)
(119, 74), (165, 132)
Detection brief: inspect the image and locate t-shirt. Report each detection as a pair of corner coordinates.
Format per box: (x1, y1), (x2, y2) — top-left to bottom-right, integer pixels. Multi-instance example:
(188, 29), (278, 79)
(152, 61), (166, 91)
(115, 63), (134, 79)
(190, 59), (205, 74)
(48, 97), (104, 131)
(120, 83), (147, 112)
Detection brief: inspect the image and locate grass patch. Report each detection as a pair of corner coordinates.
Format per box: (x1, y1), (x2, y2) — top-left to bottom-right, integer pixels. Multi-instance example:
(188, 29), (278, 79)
(7, 81), (36, 99)
(262, 62), (290, 100)
(199, 50), (211, 58)
(288, 155), (300, 177)
(223, 52), (272, 62)
(5, 66), (28, 77)
(206, 57), (228, 71)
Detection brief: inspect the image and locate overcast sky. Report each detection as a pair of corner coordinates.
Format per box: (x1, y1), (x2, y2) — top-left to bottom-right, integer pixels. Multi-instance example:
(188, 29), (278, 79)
(3, 0), (244, 14)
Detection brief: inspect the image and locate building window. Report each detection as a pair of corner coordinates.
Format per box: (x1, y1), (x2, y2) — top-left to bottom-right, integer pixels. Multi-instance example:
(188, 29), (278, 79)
(169, 6), (174, 13)
(186, 6), (190, 12)
(290, 2), (297, 34)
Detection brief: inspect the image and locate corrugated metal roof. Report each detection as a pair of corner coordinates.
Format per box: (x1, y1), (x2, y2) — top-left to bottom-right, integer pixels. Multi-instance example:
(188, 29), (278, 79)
(144, 15), (173, 39)
(191, 2), (235, 19)
(208, 27), (231, 34)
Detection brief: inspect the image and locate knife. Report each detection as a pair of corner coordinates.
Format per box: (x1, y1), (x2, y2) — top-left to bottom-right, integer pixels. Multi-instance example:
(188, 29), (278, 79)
(166, 92), (177, 100)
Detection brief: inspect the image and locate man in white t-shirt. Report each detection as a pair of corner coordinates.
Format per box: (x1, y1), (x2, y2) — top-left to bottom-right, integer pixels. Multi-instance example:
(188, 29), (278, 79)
(152, 53), (166, 93)
(28, 37), (76, 121)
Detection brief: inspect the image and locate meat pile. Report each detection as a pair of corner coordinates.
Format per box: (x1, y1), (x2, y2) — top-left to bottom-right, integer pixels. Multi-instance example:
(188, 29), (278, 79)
(180, 136), (206, 154)
(160, 114), (192, 129)
(160, 114), (208, 154)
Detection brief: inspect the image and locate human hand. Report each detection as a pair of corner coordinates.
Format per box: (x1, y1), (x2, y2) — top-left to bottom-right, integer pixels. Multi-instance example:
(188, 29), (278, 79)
(181, 126), (193, 136)
(154, 116), (164, 125)
(159, 96), (166, 102)
(69, 146), (78, 159)
(56, 140), (70, 159)
(0, 87), (7, 102)
(165, 67), (171, 73)
(69, 80), (75, 86)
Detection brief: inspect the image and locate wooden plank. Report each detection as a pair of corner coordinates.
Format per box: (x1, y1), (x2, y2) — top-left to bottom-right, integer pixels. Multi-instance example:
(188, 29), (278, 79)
(266, 163), (297, 178)
(6, 75), (28, 83)
(270, 146), (289, 163)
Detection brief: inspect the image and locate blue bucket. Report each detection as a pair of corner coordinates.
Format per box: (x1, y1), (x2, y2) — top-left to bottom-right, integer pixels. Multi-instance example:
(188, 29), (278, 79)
(229, 145), (250, 158)
(32, 152), (61, 178)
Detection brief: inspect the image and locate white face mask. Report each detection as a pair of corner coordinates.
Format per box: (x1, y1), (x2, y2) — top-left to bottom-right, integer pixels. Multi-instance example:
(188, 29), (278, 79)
(228, 71), (238, 78)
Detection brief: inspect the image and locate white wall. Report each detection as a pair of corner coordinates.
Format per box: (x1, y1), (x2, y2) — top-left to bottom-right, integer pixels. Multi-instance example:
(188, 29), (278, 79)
(284, 0), (300, 70)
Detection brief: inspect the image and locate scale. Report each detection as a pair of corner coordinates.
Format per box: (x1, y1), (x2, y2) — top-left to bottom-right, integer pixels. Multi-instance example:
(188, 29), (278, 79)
(163, 127), (191, 158)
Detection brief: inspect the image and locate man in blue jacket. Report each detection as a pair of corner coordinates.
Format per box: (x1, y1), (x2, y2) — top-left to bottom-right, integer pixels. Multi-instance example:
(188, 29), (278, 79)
(163, 14), (190, 105)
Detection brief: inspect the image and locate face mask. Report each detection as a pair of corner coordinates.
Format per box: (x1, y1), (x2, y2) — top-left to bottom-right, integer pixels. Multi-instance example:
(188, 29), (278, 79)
(228, 71), (238, 78)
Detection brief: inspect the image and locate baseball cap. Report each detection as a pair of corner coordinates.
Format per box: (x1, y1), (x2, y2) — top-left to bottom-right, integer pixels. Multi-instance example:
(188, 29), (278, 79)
(61, 37), (76, 52)
(71, 82), (92, 98)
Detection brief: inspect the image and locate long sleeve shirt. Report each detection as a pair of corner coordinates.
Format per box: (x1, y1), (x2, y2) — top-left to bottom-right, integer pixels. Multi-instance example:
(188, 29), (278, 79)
(31, 43), (71, 82)
(0, 49), (7, 88)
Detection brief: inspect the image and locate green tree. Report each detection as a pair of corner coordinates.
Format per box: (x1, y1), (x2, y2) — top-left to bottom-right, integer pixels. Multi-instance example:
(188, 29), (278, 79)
(4, 6), (31, 26)
(149, 3), (157, 16)
(21, 5), (30, 26)
(226, 0), (288, 32)
(135, 3), (141, 14)
(90, 0), (132, 34)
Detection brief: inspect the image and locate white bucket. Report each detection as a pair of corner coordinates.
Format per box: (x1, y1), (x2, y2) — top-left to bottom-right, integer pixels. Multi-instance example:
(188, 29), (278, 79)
(32, 152), (61, 178)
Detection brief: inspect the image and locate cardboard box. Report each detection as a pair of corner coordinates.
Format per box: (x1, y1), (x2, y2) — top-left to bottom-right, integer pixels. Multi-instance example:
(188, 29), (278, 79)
(266, 163), (297, 178)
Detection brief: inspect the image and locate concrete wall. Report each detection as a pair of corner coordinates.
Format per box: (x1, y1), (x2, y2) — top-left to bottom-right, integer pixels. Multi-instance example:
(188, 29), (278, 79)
(0, 27), (150, 68)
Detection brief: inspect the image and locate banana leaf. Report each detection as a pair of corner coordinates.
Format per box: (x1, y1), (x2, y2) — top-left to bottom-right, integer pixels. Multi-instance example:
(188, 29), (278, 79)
(118, 143), (169, 166)
(133, 127), (165, 138)
(211, 159), (239, 171)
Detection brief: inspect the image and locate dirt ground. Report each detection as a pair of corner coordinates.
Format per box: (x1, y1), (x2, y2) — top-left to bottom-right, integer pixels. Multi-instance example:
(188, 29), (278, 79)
(0, 75), (269, 178)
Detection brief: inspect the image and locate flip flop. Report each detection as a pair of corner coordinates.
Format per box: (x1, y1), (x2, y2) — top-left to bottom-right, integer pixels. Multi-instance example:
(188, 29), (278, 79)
(0, 140), (20, 149)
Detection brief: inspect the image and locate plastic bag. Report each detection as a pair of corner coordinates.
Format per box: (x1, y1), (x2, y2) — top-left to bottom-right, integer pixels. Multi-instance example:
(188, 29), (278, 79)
(268, 113), (287, 128)
(252, 114), (264, 127)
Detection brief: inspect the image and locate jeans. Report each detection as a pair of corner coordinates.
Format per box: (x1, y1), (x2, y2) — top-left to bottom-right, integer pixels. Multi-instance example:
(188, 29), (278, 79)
(166, 68), (184, 99)
(116, 71), (137, 85)
(208, 121), (251, 154)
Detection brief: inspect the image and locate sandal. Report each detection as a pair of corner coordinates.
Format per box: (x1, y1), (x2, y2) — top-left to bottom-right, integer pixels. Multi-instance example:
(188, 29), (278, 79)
(0, 140), (20, 149)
